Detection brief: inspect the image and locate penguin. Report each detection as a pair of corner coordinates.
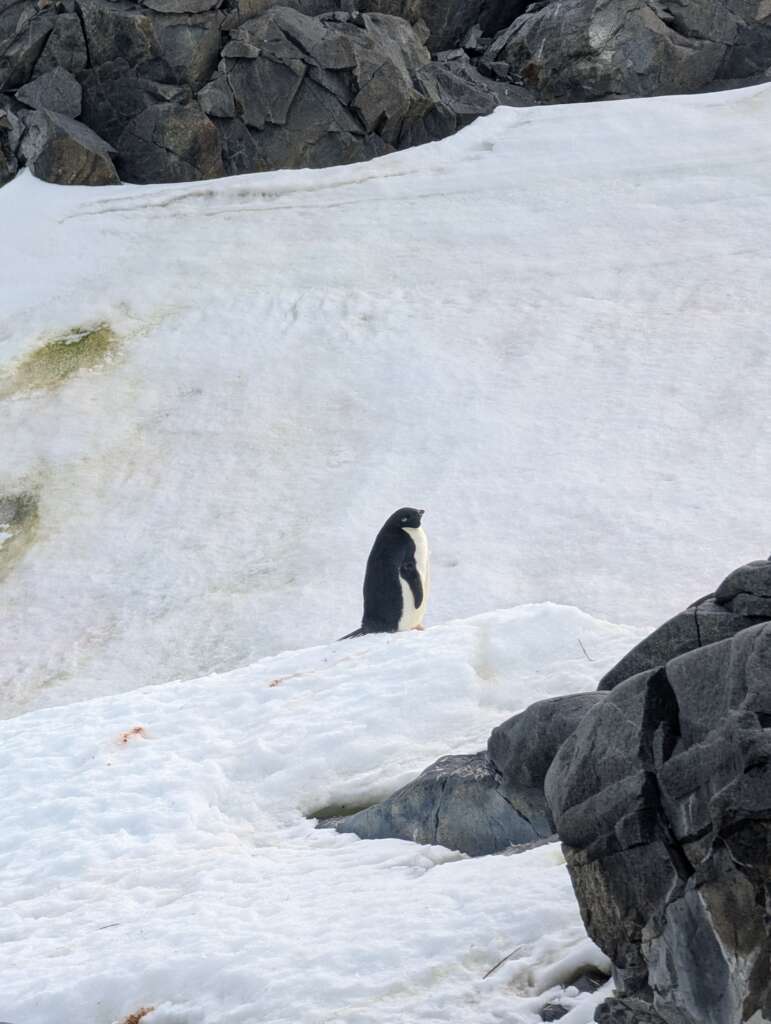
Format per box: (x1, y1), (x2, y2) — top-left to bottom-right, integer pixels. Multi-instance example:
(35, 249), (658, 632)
(339, 507), (430, 640)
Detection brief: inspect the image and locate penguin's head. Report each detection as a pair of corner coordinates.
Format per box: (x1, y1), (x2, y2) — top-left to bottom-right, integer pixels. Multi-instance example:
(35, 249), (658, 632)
(388, 507), (424, 530)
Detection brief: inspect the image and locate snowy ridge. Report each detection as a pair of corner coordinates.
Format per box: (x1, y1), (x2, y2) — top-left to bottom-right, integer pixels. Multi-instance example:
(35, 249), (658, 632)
(3, 84), (771, 716)
(0, 604), (642, 1024)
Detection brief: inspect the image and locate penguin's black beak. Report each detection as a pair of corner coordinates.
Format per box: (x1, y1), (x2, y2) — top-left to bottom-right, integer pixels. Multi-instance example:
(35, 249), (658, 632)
(418, 509), (425, 517)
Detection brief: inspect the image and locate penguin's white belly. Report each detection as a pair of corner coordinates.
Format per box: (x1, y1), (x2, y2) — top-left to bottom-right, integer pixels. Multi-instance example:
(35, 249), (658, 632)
(398, 526), (430, 631)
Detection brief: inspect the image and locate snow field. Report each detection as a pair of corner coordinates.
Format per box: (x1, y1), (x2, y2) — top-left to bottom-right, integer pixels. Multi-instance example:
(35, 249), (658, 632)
(0, 605), (639, 1024)
(2, 84), (771, 714)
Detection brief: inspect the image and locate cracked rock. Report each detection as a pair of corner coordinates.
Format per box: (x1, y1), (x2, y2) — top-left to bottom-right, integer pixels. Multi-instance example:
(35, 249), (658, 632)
(546, 621), (771, 1023)
(16, 67), (82, 118)
(484, 0), (771, 102)
(0, 5), (57, 91)
(19, 107), (119, 184)
(488, 692), (605, 835)
(79, 59), (192, 147)
(599, 556), (771, 691)
(33, 11), (88, 77)
(116, 100), (223, 182)
(78, 0), (223, 90)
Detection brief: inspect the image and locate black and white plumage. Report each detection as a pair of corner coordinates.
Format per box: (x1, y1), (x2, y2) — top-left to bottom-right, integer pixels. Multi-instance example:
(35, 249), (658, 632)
(339, 507), (430, 640)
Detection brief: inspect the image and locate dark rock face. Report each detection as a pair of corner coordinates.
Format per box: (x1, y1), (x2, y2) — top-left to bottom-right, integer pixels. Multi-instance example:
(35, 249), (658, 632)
(0, 1), (534, 186)
(599, 557), (771, 691)
(487, 0), (771, 103)
(78, 0), (224, 90)
(488, 691), (605, 834)
(19, 108), (120, 184)
(117, 101), (224, 182)
(330, 752), (542, 856)
(16, 67), (83, 118)
(328, 691), (601, 856)
(2, 0), (768, 187)
(546, 623), (771, 1024)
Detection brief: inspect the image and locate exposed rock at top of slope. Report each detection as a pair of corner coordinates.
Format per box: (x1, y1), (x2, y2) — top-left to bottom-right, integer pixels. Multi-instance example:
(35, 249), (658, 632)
(485, 0), (771, 102)
(220, 0), (531, 51)
(546, 621), (771, 1024)
(599, 556), (771, 691)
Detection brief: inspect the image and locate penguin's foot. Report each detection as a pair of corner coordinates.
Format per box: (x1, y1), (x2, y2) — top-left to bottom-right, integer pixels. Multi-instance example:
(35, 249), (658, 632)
(412, 623), (425, 631)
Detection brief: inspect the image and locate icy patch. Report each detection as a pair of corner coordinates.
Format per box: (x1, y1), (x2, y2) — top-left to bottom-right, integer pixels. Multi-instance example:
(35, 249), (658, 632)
(0, 604), (640, 1024)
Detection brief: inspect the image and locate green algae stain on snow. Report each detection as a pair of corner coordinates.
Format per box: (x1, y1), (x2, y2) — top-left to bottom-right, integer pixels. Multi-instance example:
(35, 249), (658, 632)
(0, 492), (39, 582)
(0, 323), (118, 397)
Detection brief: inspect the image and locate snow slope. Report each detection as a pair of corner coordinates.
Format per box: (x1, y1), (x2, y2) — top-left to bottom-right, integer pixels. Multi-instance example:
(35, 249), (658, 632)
(3, 84), (771, 715)
(0, 604), (640, 1024)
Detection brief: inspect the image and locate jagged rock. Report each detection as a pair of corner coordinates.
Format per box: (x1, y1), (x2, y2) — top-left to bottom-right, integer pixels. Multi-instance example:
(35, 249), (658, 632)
(222, 0), (333, 32)
(197, 73), (235, 118)
(488, 692), (605, 834)
(221, 0), (529, 50)
(0, 5), (57, 91)
(400, 56), (531, 148)
(78, 0), (223, 90)
(599, 557), (771, 691)
(79, 60), (191, 147)
(116, 100), (223, 182)
(16, 67), (82, 117)
(328, 752), (542, 856)
(546, 622), (771, 1024)
(33, 11), (88, 76)
(219, 8), (432, 168)
(488, 0), (771, 103)
(142, 0), (222, 12)
(19, 108), (119, 184)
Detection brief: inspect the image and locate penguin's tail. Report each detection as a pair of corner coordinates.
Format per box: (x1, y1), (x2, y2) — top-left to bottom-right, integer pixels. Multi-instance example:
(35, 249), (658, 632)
(337, 627), (366, 641)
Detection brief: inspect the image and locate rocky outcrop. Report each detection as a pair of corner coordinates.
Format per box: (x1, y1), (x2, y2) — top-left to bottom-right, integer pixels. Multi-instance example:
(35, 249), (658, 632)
(3, 0), (769, 187)
(485, 0), (771, 102)
(0, 1), (533, 185)
(546, 622), (771, 1024)
(325, 690), (601, 855)
(599, 556), (771, 691)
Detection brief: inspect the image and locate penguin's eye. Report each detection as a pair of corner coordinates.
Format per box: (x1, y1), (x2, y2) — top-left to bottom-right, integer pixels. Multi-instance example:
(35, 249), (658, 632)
(401, 515), (408, 522)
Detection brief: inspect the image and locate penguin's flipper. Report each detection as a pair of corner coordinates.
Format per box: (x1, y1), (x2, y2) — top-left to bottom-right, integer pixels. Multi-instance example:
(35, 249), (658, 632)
(399, 557), (424, 608)
(337, 627), (367, 641)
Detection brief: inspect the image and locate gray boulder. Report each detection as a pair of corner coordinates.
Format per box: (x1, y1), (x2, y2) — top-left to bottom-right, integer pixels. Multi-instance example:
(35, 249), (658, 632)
(0, 4), (57, 91)
(33, 11), (89, 77)
(116, 100), (223, 181)
(488, 692), (605, 834)
(329, 752), (542, 856)
(79, 59), (192, 146)
(19, 107), (119, 184)
(16, 67), (82, 118)
(599, 557), (771, 691)
(78, 0), (223, 90)
(487, 0), (771, 103)
(546, 623), (771, 1024)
